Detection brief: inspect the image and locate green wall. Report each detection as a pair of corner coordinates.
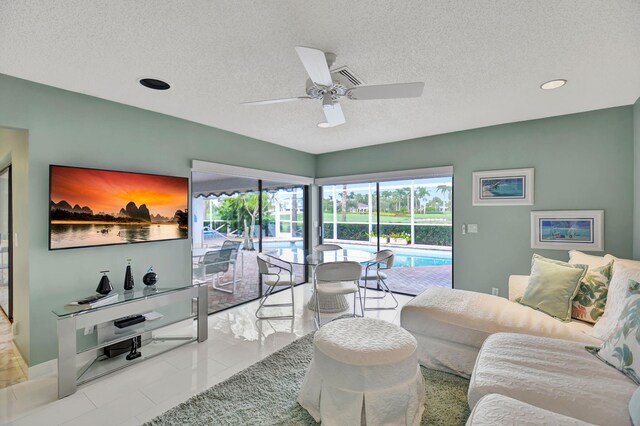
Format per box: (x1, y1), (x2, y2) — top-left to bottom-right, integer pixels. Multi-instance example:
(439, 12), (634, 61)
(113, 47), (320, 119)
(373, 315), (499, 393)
(317, 107), (635, 295)
(634, 97), (640, 259)
(0, 74), (315, 365)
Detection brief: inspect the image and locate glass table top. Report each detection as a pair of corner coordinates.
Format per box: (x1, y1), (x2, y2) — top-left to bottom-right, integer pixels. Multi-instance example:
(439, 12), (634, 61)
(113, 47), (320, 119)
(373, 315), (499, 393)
(261, 248), (374, 266)
(52, 284), (200, 318)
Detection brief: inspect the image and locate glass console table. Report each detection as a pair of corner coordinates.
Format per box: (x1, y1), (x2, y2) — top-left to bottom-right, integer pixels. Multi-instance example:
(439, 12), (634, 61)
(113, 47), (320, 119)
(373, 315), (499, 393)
(52, 283), (208, 399)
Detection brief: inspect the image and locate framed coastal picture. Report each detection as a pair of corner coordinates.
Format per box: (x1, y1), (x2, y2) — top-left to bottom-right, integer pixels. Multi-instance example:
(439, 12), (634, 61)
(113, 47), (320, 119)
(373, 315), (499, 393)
(531, 210), (604, 251)
(472, 168), (534, 206)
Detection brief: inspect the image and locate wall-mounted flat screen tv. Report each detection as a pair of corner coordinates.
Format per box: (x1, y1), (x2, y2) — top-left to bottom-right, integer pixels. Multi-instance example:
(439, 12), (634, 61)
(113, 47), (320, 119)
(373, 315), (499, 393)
(49, 165), (189, 250)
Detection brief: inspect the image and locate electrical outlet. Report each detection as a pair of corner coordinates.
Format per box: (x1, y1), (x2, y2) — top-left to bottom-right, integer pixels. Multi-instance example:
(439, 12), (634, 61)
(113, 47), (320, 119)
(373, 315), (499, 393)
(467, 224), (478, 233)
(491, 288), (499, 296)
(84, 326), (94, 335)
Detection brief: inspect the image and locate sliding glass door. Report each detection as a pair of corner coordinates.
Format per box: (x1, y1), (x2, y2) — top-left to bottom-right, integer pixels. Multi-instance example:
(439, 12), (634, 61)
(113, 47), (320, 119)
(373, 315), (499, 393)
(192, 171), (308, 313)
(261, 182), (308, 293)
(320, 175), (452, 296)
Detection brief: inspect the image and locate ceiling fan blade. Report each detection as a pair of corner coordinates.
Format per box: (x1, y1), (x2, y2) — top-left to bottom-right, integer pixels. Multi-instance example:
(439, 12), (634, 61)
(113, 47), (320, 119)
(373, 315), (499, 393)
(295, 46), (333, 86)
(241, 97), (310, 106)
(322, 103), (346, 127)
(347, 82), (425, 100)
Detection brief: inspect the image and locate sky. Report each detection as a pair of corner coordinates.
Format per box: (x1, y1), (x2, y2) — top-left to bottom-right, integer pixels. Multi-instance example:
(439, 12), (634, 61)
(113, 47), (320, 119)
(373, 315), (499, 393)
(50, 166), (188, 217)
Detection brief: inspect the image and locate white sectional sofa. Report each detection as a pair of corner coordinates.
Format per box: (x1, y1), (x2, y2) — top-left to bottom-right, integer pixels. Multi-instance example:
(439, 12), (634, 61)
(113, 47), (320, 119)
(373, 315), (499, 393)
(467, 393), (596, 426)
(467, 333), (637, 425)
(400, 275), (600, 378)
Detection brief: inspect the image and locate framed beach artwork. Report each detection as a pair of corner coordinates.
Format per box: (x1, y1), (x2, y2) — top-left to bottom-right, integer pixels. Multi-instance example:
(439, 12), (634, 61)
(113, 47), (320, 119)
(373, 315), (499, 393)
(530, 210), (604, 251)
(472, 168), (534, 206)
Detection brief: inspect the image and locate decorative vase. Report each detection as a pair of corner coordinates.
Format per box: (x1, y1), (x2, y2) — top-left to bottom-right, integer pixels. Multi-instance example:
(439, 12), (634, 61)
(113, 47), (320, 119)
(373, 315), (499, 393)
(124, 259), (135, 290)
(96, 270), (113, 295)
(143, 266), (158, 286)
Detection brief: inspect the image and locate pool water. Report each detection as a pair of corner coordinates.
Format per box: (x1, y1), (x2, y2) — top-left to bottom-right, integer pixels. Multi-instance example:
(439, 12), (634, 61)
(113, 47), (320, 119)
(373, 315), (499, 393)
(261, 241), (452, 268)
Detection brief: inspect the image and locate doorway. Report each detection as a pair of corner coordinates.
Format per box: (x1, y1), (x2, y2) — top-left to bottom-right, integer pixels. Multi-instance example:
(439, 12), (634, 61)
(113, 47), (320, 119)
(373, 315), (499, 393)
(0, 165), (12, 321)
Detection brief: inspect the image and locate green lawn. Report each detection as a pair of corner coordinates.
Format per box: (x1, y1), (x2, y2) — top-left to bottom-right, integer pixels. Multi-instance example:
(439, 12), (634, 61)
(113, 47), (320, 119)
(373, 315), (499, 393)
(322, 212), (451, 224)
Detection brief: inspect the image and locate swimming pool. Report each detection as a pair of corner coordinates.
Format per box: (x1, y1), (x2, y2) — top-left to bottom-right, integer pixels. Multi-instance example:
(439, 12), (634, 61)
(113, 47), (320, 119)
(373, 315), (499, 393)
(261, 241), (452, 268)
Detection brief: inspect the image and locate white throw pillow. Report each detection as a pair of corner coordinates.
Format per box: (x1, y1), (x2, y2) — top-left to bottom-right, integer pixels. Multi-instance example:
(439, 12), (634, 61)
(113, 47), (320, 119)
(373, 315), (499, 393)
(605, 254), (640, 270)
(569, 250), (610, 269)
(591, 263), (640, 340)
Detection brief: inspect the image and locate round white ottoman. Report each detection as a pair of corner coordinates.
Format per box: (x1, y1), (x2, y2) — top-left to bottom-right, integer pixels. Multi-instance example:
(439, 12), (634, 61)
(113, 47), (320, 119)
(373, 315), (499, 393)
(297, 317), (425, 426)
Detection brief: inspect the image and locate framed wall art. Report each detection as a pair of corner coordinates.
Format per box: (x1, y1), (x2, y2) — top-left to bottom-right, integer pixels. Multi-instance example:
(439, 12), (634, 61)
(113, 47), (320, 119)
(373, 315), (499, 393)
(472, 168), (534, 206)
(530, 210), (604, 251)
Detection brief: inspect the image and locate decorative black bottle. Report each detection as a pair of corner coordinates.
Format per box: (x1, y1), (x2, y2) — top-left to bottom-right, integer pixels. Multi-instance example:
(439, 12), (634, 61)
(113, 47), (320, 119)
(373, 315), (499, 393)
(124, 259), (135, 290)
(96, 270), (113, 295)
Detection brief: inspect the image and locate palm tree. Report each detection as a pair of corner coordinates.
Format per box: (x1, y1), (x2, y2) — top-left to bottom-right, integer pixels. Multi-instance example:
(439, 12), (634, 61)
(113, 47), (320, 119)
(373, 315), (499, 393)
(341, 184), (347, 222)
(436, 184), (452, 211)
(415, 187), (431, 214)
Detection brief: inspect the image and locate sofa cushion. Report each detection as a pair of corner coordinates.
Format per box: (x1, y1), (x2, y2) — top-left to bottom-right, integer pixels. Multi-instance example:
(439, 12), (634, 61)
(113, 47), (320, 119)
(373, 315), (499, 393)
(518, 254), (586, 321)
(571, 260), (613, 323)
(467, 393), (595, 426)
(588, 280), (640, 384)
(592, 263), (640, 340)
(402, 288), (599, 345)
(469, 333), (636, 425)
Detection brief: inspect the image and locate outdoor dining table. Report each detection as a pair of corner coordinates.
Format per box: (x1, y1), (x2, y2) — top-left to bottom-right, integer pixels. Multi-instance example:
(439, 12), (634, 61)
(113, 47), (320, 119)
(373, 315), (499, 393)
(262, 247), (374, 313)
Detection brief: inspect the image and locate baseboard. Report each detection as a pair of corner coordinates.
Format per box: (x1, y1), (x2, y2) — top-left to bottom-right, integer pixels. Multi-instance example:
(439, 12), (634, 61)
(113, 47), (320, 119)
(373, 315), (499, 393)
(10, 339), (28, 378)
(28, 358), (56, 379)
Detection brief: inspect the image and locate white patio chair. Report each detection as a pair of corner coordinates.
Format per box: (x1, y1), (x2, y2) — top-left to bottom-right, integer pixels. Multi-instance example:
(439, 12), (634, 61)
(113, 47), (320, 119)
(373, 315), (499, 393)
(362, 250), (399, 310)
(314, 261), (363, 328)
(255, 253), (296, 320)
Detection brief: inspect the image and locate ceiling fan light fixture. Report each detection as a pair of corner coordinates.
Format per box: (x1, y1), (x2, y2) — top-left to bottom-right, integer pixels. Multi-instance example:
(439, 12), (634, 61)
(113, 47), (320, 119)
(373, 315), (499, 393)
(139, 78), (171, 91)
(317, 122), (332, 128)
(540, 79), (567, 90)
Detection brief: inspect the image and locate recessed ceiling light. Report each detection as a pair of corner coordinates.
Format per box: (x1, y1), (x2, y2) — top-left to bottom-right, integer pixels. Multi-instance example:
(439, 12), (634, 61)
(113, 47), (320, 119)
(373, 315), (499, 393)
(540, 79), (567, 90)
(317, 122), (332, 128)
(139, 78), (171, 91)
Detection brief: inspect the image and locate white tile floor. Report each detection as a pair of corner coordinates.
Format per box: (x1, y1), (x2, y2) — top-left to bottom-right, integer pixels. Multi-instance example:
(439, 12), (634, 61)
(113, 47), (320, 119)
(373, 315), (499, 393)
(0, 284), (411, 425)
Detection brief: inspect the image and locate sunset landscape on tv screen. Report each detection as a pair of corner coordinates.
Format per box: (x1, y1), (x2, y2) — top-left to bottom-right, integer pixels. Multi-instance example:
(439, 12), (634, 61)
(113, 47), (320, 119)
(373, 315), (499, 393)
(49, 166), (189, 249)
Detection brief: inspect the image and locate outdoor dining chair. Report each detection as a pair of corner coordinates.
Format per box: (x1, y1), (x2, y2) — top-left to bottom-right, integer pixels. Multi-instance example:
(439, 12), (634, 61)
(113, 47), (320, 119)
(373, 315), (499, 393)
(361, 249), (398, 310)
(314, 261), (363, 328)
(255, 253), (296, 319)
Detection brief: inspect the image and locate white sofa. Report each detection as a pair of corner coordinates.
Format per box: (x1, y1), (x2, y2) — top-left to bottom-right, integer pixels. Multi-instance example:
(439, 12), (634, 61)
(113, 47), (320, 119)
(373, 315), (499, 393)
(467, 333), (637, 425)
(400, 275), (601, 378)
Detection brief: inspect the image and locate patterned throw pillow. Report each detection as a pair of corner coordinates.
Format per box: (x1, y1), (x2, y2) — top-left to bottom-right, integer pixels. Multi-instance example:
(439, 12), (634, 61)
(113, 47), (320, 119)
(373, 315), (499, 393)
(587, 280), (640, 384)
(571, 261), (613, 324)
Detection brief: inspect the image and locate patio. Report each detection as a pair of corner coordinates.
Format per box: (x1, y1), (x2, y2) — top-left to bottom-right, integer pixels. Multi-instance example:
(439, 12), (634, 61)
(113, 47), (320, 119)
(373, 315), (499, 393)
(195, 246), (452, 312)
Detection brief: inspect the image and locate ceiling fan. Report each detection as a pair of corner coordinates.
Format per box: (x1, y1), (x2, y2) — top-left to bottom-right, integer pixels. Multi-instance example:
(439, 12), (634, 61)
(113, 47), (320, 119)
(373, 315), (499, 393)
(242, 46), (425, 127)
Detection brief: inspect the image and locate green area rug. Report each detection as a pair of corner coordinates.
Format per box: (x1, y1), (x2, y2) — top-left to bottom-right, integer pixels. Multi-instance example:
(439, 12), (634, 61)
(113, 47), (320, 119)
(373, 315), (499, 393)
(147, 333), (470, 425)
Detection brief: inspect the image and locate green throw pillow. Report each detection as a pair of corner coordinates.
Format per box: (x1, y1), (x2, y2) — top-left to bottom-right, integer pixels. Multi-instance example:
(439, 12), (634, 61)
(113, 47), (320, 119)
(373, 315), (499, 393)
(571, 261), (613, 324)
(518, 254), (587, 321)
(587, 280), (640, 385)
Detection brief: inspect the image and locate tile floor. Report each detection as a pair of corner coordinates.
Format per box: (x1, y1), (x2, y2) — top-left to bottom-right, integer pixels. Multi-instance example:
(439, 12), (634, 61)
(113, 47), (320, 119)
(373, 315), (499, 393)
(0, 314), (26, 390)
(0, 284), (412, 425)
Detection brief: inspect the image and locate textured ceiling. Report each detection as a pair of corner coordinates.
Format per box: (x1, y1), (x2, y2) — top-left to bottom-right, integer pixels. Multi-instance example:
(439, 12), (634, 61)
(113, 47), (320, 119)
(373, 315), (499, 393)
(1, 1), (639, 154)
